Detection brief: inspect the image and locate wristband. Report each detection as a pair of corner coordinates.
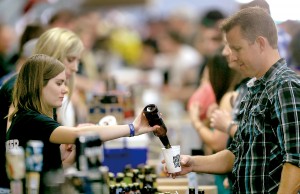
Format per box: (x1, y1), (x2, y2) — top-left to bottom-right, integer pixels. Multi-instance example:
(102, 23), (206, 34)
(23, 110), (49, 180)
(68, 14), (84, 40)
(226, 121), (237, 134)
(128, 123), (135, 137)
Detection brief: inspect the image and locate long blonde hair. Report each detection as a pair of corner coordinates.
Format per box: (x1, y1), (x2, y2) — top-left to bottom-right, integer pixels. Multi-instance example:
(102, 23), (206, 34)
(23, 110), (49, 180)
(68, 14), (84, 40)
(33, 27), (84, 97)
(10, 54), (65, 120)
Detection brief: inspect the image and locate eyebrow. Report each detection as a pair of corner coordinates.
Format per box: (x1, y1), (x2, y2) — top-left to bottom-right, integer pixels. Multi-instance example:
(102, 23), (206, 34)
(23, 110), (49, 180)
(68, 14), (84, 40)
(55, 78), (66, 82)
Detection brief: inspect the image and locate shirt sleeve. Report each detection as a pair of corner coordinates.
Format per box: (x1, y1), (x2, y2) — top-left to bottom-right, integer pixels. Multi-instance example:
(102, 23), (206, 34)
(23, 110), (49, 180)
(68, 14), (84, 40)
(30, 113), (61, 142)
(277, 80), (300, 167)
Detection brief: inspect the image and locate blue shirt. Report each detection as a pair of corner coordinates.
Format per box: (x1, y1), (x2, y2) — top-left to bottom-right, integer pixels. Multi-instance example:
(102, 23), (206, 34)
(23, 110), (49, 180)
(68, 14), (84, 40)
(228, 58), (300, 193)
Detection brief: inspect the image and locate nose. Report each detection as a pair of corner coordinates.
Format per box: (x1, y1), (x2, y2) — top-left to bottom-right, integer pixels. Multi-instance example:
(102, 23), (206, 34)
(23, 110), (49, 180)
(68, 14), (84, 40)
(62, 85), (69, 95)
(70, 61), (79, 73)
(222, 45), (231, 57)
(230, 52), (238, 62)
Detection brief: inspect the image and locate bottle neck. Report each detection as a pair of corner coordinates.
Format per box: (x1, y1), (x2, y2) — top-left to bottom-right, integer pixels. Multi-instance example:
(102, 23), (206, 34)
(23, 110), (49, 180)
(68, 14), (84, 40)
(159, 136), (172, 149)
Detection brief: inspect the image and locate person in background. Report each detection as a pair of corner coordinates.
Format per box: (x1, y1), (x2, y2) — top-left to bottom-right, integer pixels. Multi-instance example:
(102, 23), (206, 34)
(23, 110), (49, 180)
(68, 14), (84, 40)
(155, 30), (201, 104)
(209, 35), (250, 192)
(0, 23), (45, 86)
(0, 27), (90, 192)
(289, 30), (300, 72)
(187, 9), (225, 122)
(189, 53), (241, 194)
(47, 8), (78, 31)
(6, 54), (158, 191)
(163, 7), (300, 193)
(0, 23), (16, 80)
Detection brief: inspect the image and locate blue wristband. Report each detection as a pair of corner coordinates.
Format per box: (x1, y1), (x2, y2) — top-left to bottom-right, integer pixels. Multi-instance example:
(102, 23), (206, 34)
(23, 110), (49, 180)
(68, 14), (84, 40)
(128, 123), (135, 137)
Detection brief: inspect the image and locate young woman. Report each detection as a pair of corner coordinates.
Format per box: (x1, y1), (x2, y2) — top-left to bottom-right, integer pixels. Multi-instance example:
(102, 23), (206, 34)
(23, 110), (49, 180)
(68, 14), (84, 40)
(6, 54), (158, 173)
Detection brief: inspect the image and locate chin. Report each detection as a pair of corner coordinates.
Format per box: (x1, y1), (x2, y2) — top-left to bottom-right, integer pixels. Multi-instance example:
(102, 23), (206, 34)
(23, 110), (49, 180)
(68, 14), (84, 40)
(55, 103), (63, 108)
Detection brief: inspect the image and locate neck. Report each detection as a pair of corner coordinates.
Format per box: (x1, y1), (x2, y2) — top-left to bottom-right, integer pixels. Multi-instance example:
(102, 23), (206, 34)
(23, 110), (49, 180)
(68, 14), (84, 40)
(256, 49), (281, 78)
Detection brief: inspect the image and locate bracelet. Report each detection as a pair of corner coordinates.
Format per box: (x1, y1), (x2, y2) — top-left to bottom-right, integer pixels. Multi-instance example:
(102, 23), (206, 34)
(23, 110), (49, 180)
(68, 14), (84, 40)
(226, 121), (237, 134)
(128, 123), (135, 137)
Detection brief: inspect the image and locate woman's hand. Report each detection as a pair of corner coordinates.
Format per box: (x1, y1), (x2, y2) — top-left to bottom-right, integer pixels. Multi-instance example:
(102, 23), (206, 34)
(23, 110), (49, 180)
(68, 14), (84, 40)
(132, 110), (160, 135)
(60, 144), (76, 168)
(210, 109), (232, 133)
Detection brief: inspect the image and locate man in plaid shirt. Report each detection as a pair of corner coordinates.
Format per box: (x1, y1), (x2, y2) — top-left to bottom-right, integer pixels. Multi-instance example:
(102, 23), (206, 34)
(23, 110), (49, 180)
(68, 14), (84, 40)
(163, 7), (300, 194)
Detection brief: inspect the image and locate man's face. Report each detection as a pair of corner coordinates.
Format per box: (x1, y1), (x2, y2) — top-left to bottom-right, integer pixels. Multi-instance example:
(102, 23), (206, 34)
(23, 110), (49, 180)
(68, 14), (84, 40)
(225, 26), (262, 78)
(222, 36), (239, 71)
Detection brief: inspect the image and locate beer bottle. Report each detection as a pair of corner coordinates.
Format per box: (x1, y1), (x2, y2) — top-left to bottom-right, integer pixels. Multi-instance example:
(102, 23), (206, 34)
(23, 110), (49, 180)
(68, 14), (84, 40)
(108, 172), (116, 185)
(132, 182), (141, 194)
(109, 184), (116, 194)
(189, 186), (196, 194)
(25, 140), (44, 194)
(143, 104), (172, 149)
(6, 147), (25, 194)
(132, 169), (139, 183)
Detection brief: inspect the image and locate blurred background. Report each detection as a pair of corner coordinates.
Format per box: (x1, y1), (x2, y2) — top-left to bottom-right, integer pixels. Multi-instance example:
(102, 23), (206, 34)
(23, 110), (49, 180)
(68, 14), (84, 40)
(1, 0), (300, 192)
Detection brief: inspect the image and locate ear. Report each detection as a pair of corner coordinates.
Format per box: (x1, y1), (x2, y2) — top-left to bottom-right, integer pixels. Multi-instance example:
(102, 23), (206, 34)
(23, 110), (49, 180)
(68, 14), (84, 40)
(256, 36), (267, 51)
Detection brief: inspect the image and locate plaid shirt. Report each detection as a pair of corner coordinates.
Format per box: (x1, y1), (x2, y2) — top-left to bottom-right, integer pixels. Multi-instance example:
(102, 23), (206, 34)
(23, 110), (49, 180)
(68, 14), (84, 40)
(228, 58), (300, 194)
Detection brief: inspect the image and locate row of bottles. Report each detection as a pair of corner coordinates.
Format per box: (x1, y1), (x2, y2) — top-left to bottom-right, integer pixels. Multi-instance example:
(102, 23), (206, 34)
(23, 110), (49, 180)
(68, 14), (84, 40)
(107, 165), (206, 194)
(107, 164), (158, 194)
(188, 187), (205, 194)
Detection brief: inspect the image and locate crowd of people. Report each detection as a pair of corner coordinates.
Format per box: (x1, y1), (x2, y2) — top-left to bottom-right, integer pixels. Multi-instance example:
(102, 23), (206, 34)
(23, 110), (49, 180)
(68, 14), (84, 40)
(0, 0), (300, 193)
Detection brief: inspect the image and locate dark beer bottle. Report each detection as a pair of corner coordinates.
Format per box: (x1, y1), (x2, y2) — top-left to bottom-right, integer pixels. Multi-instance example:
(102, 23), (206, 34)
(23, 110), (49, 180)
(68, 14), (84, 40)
(189, 187), (196, 194)
(143, 104), (172, 149)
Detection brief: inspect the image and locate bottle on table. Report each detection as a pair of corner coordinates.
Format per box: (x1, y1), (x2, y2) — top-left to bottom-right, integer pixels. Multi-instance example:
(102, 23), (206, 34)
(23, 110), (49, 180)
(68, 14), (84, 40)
(25, 140), (44, 194)
(189, 186), (196, 194)
(6, 147), (25, 194)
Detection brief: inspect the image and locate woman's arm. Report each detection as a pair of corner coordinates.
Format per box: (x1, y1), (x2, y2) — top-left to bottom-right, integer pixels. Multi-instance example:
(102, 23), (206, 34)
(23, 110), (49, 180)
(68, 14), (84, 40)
(49, 110), (159, 144)
(189, 102), (229, 152)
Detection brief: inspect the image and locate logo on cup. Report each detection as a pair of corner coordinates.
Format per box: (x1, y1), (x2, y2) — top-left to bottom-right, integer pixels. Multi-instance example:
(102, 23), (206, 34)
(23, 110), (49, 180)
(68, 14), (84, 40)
(173, 154), (181, 168)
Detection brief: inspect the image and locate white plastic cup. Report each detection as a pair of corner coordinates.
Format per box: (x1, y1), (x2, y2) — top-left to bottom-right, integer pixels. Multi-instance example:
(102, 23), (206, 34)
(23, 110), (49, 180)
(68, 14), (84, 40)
(161, 145), (181, 173)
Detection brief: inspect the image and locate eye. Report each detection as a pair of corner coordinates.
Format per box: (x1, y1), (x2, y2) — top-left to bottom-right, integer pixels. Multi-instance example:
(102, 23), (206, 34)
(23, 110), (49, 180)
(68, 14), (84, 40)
(56, 81), (64, 86)
(67, 56), (77, 63)
(67, 58), (74, 63)
(232, 47), (241, 52)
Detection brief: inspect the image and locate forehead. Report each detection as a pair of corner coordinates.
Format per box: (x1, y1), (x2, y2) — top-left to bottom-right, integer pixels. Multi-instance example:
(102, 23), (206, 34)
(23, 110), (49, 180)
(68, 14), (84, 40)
(225, 26), (247, 46)
(53, 70), (66, 80)
(226, 26), (241, 40)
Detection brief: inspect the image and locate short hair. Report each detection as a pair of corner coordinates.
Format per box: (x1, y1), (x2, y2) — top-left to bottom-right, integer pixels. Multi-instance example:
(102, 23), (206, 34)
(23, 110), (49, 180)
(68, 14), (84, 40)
(240, 0), (270, 14)
(33, 28), (84, 97)
(221, 7), (278, 49)
(201, 9), (225, 27)
(10, 54), (65, 119)
(48, 9), (77, 26)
